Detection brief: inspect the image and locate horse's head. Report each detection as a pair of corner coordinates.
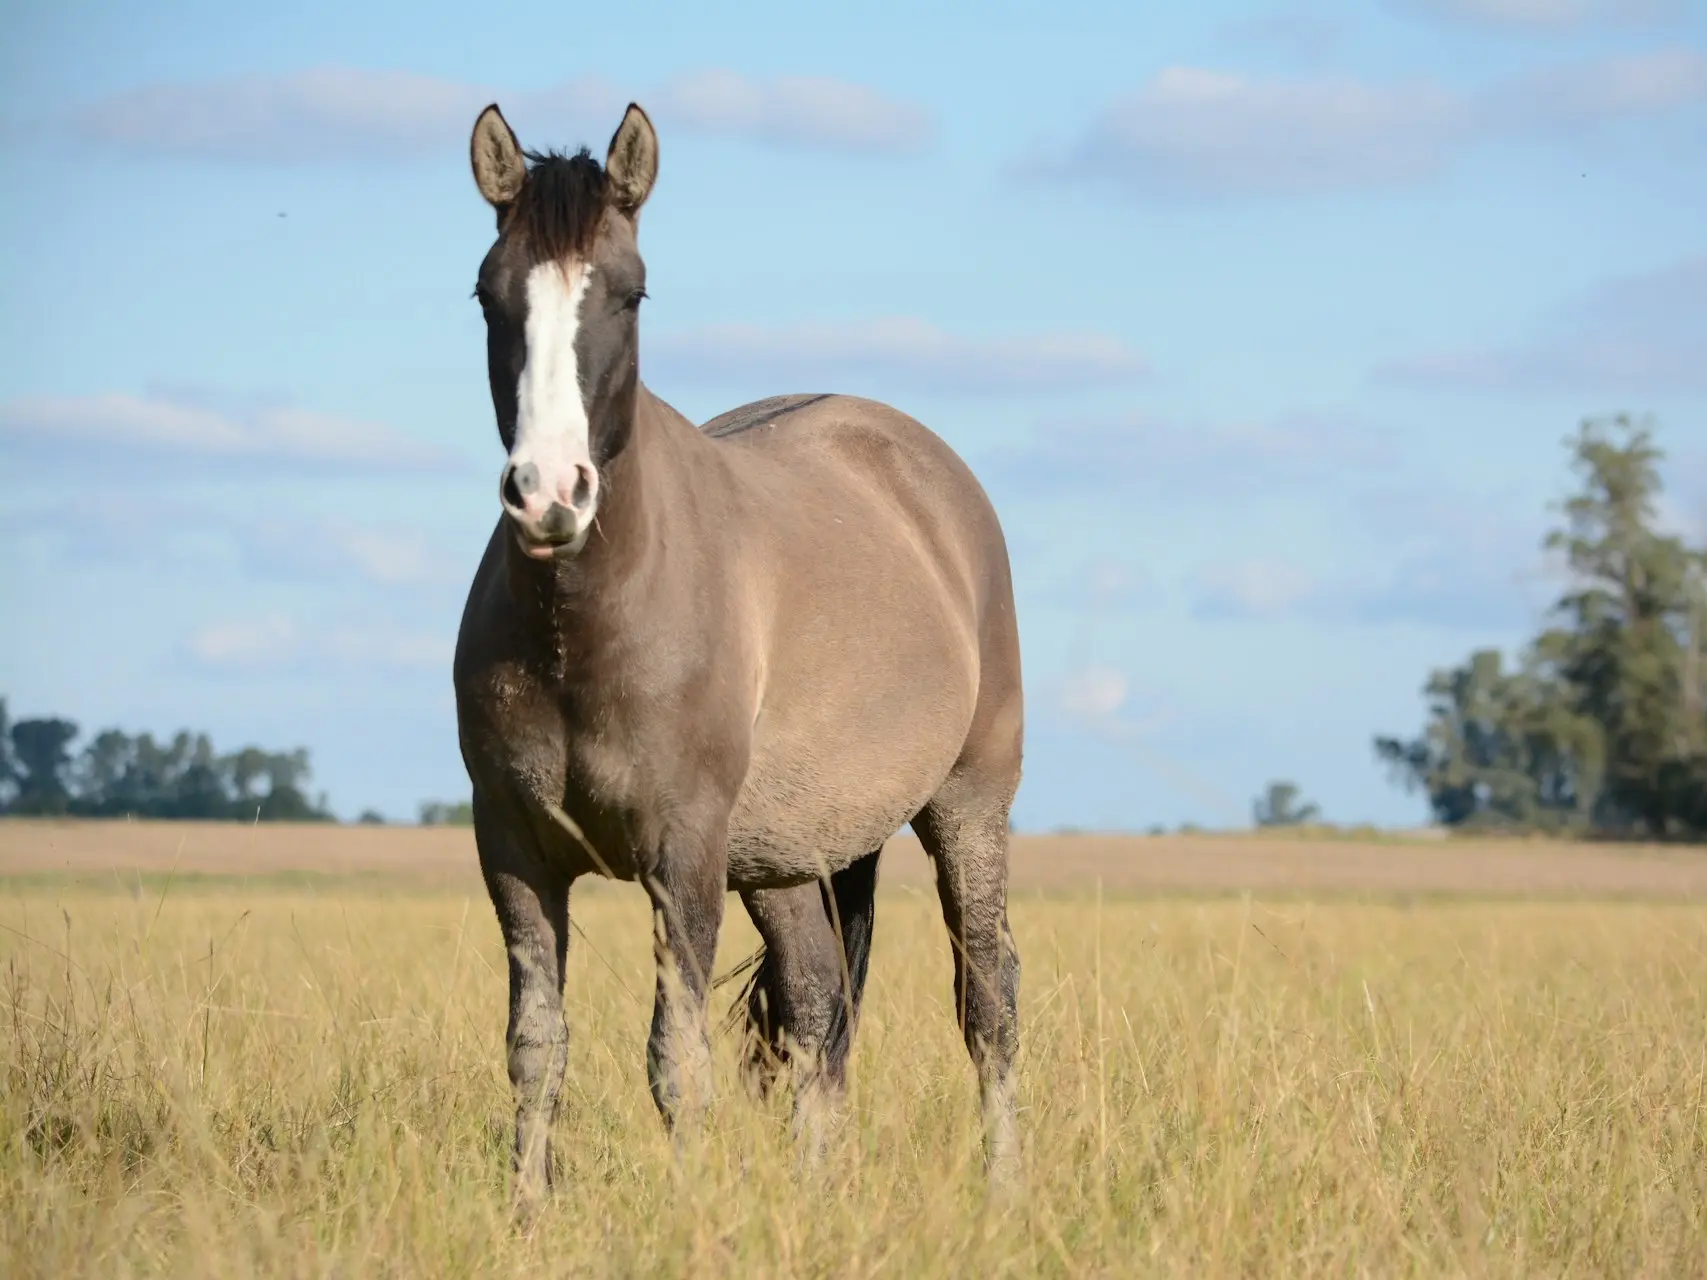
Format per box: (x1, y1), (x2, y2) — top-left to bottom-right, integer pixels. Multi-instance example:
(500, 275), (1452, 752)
(469, 103), (657, 559)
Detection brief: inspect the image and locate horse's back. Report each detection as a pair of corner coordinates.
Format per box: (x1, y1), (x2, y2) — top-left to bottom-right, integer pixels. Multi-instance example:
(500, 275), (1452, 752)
(701, 393), (837, 441)
(701, 392), (1010, 599)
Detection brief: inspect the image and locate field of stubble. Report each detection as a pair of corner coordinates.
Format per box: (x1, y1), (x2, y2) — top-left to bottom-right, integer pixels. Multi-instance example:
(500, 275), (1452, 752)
(3, 822), (1705, 1277)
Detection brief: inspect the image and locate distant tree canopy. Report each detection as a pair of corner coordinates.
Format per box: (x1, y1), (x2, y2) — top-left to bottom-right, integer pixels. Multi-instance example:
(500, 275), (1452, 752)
(1377, 416), (1707, 840)
(0, 699), (333, 821)
(1253, 780), (1321, 828)
(419, 800), (475, 827)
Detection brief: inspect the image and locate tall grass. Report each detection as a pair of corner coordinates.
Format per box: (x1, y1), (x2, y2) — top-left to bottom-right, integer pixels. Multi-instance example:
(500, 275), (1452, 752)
(4, 880), (1704, 1276)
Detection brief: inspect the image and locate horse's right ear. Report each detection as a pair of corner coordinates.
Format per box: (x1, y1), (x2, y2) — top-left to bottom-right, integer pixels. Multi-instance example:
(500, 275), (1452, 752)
(471, 104), (526, 208)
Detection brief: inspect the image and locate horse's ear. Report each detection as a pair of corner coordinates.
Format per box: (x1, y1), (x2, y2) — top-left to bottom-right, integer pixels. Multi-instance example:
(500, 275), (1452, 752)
(471, 104), (526, 208)
(605, 103), (658, 216)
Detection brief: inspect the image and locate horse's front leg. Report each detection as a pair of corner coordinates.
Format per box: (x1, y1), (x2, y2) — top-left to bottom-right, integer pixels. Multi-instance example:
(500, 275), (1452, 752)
(476, 800), (572, 1210)
(643, 825), (728, 1133)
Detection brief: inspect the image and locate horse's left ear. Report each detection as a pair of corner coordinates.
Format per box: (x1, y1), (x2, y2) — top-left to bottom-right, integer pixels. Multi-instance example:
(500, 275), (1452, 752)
(605, 104), (658, 216)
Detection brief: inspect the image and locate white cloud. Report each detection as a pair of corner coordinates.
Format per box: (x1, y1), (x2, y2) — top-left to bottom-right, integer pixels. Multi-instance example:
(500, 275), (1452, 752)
(68, 67), (485, 164)
(65, 66), (931, 163)
(1401, 0), (1678, 29)
(981, 409), (1396, 499)
(1040, 50), (1707, 200)
(1386, 338), (1707, 391)
(1494, 49), (1707, 129)
(184, 615), (452, 674)
(1050, 68), (1465, 198)
(0, 491), (470, 592)
(185, 616), (301, 670)
(321, 628), (452, 669)
(241, 520), (465, 587)
(1061, 664), (1131, 720)
(1018, 557), (1169, 619)
(1050, 668), (1184, 757)
(1217, 8), (1351, 61)
(1192, 559), (1320, 619)
(1382, 255), (1707, 392)
(0, 389), (463, 474)
(1082, 560), (1162, 609)
(650, 317), (1148, 394)
(1187, 526), (1552, 631)
(651, 71), (930, 152)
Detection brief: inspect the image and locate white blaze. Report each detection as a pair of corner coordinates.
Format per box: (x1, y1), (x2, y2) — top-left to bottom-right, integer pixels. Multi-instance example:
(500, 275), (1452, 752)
(513, 259), (595, 511)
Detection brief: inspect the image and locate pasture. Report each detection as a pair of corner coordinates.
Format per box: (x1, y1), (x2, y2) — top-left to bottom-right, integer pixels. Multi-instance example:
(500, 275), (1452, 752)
(3, 823), (1705, 1277)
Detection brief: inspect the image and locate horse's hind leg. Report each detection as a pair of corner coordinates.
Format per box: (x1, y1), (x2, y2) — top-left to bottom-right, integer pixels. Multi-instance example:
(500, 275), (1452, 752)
(740, 849), (880, 1154)
(475, 800), (571, 1210)
(913, 786), (1021, 1183)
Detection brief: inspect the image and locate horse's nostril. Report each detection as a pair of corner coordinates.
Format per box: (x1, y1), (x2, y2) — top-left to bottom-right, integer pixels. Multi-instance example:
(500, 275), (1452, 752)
(570, 465), (595, 511)
(502, 462), (540, 511)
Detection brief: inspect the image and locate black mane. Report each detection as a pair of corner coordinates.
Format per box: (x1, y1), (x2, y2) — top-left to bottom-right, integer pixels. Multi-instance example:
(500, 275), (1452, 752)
(509, 147), (609, 261)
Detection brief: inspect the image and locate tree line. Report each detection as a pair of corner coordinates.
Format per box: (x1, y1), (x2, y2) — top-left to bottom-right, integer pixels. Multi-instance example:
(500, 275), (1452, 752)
(0, 701), (333, 821)
(1375, 416), (1707, 840)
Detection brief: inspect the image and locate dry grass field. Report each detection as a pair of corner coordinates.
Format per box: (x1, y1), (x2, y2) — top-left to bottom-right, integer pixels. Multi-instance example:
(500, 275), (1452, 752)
(7, 818), (1707, 898)
(3, 822), (1705, 1276)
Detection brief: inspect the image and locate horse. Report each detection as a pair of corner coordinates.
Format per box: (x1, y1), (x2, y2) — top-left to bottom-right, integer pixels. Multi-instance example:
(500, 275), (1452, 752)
(452, 101), (1025, 1203)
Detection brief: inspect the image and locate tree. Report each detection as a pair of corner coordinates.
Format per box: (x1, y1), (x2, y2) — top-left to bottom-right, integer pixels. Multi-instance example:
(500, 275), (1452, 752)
(1535, 416), (1707, 835)
(1375, 649), (1599, 832)
(1252, 781), (1321, 828)
(1375, 416), (1707, 840)
(0, 699), (338, 821)
(0, 699), (16, 807)
(419, 800), (475, 826)
(252, 750), (326, 821)
(229, 747), (273, 806)
(8, 717), (80, 815)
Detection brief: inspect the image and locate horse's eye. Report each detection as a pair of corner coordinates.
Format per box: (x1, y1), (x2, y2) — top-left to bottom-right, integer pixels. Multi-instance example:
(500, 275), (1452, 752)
(625, 287), (648, 310)
(473, 285), (494, 310)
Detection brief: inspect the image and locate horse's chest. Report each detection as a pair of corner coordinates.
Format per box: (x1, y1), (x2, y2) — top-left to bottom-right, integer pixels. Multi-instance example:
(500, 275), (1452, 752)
(558, 683), (748, 858)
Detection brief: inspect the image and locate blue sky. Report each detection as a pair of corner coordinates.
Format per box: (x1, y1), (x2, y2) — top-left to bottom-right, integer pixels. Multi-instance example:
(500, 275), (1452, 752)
(2, 0), (1703, 828)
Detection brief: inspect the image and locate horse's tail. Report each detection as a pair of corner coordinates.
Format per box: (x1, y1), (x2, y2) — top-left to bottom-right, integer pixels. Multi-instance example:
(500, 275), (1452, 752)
(821, 848), (880, 1068)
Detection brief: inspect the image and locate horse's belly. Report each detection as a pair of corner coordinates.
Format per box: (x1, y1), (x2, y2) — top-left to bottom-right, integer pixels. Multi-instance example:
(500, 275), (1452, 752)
(723, 678), (974, 890)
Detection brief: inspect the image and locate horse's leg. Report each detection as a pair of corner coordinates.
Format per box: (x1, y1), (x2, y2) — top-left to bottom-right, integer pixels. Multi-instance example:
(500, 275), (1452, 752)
(643, 836), (727, 1133)
(475, 801), (572, 1209)
(739, 848), (880, 1155)
(913, 793), (1021, 1184)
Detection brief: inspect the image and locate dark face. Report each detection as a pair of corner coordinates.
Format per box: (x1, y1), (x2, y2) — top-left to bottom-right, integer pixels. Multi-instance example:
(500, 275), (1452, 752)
(468, 103), (658, 560)
(474, 210), (646, 558)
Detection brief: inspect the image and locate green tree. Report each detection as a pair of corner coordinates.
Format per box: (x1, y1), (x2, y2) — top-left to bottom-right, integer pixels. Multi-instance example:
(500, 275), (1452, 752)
(8, 717), (81, 815)
(1535, 416), (1707, 835)
(1375, 416), (1707, 839)
(229, 747), (273, 809)
(419, 800), (475, 826)
(0, 699), (16, 806)
(1, 698), (338, 822)
(253, 749), (328, 821)
(1375, 649), (1598, 832)
(1253, 781), (1321, 828)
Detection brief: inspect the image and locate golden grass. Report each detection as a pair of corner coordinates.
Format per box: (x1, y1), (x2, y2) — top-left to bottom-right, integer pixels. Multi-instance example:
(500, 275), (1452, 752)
(7, 819), (1707, 899)
(4, 875), (1704, 1278)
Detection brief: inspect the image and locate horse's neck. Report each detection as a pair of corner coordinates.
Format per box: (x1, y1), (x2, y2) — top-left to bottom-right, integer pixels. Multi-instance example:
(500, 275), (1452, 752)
(505, 386), (694, 655)
(595, 385), (703, 566)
